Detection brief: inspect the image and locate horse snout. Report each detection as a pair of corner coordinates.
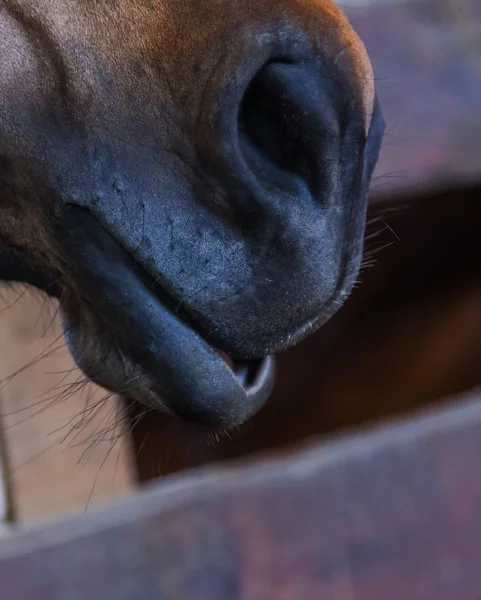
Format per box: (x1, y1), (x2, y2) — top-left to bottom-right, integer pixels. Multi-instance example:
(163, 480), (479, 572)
(0, 0), (384, 428)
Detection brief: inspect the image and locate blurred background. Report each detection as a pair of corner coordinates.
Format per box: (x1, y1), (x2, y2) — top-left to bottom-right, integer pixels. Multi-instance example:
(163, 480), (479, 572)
(0, 0), (480, 528)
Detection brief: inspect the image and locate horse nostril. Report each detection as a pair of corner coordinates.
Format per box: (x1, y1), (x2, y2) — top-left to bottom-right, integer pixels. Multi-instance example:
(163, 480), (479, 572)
(238, 60), (332, 196)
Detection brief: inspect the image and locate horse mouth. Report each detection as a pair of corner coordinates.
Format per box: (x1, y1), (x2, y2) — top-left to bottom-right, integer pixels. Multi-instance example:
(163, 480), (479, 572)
(210, 349), (273, 391)
(63, 310), (275, 429)
(59, 207), (275, 429)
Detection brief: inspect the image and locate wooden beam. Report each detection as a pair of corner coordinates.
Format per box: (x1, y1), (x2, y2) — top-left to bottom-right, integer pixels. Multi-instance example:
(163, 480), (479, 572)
(0, 287), (136, 524)
(344, 0), (481, 198)
(2, 394), (481, 598)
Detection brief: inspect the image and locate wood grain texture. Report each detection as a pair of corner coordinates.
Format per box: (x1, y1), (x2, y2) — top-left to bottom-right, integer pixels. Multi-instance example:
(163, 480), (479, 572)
(2, 393), (481, 599)
(0, 286), (136, 524)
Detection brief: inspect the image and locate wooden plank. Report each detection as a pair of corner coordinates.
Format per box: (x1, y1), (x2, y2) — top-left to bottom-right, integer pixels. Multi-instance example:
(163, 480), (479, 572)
(0, 286), (136, 524)
(343, 0), (481, 198)
(1, 393), (481, 598)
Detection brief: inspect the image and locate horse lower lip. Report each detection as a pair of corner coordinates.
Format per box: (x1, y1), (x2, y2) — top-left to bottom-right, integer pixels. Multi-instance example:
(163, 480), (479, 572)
(59, 206), (277, 427)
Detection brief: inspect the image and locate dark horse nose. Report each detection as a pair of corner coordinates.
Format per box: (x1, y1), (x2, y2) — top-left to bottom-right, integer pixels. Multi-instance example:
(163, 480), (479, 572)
(237, 59), (342, 203)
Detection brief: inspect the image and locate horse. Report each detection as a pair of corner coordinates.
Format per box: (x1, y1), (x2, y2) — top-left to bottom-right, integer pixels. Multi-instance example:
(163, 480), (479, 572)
(0, 0), (384, 429)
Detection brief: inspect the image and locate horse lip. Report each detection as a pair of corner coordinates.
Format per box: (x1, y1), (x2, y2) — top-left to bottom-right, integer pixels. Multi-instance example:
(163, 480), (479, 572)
(62, 305), (276, 427)
(59, 205), (276, 427)
(63, 304), (276, 426)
